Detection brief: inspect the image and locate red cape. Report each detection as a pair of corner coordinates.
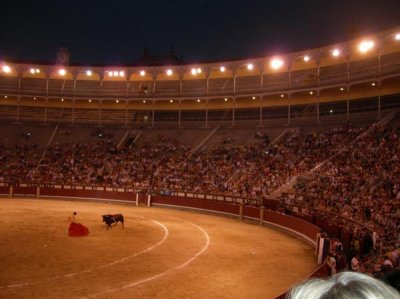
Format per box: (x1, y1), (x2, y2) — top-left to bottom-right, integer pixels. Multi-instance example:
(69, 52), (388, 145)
(68, 222), (89, 237)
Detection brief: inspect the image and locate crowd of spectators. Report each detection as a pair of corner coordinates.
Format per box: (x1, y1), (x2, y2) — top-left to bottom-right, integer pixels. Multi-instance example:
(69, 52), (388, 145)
(281, 115), (400, 279)
(0, 125), (365, 199)
(1, 114), (399, 280)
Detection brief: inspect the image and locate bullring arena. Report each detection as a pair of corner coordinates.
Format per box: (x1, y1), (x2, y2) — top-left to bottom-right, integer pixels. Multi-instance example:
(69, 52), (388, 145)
(1, 26), (400, 299)
(0, 198), (316, 299)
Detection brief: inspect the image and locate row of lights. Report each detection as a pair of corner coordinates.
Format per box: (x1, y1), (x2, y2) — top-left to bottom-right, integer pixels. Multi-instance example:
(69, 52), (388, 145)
(0, 83), (379, 103)
(2, 35), (400, 77)
(0, 77), (378, 101)
(269, 36), (400, 70)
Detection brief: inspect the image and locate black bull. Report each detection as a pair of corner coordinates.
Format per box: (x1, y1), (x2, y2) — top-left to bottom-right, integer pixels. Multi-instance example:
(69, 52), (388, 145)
(102, 214), (124, 229)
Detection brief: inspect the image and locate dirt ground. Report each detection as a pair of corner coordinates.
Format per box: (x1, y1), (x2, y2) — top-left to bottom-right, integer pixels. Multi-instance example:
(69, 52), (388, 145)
(0, 198), (317, 299)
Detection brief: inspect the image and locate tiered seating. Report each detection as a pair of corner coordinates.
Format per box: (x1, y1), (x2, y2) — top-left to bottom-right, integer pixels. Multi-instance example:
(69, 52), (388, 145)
(1, 116), (399, 278)
(281, 113), (400, 276)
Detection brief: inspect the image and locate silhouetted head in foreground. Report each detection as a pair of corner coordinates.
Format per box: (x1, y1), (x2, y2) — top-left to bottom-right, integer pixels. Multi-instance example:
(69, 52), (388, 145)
(287, 271), (400, 299)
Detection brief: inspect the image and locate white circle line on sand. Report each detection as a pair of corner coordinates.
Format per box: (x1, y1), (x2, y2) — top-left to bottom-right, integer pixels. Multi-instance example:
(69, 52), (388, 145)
(85, 219), (210, 298)
(1, 219), (169, 289)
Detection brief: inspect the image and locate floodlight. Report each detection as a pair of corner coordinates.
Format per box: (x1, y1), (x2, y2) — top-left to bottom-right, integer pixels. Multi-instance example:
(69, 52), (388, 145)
(2, 65), (11, 73)
(220, 66), (226, 72)
(139, 70), (146, 76)
(247, 64), (254, 70)
(332, 49), (340, 57)
(166, 69), (173, 76)
(58, 69), (66, 76)
(270, 58), (283, 69)
(358, 40), (374, 53)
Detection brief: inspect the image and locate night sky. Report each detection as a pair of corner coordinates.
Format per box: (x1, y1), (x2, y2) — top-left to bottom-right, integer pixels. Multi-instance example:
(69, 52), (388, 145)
(1, 0), (399, 65)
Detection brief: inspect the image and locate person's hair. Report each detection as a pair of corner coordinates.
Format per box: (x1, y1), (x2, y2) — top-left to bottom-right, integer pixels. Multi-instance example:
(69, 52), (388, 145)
(73, 212), (77, 215)
(287, 271), (400, 299)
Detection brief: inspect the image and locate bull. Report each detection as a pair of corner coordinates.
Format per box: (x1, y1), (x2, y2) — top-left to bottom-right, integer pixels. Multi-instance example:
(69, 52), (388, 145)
(102, 214), (124, 229)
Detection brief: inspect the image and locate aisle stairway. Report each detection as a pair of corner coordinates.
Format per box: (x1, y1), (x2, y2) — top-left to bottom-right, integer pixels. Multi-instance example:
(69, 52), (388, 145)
(267, 111), (397, 200)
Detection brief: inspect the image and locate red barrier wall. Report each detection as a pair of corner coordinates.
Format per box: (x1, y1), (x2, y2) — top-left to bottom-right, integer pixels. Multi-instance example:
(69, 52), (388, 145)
(0, 186), (9, 195)
(264, 210), (320, 243)
(13, 186), (36, 196)
(243, 206), (260, 219)
(40, 188), (137, 202)
(151, 195), (240, 215)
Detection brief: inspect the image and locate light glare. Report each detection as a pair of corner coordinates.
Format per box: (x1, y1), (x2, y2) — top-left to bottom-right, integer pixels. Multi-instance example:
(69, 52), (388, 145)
(2, 65), (11, 73)
(220, 66), (226, 72)
(166, 69), (173, 76)
(358, 40), (374, 53)
(270, 58), (283, 69)
(58, 69), (66, 76)
(139, 70), (146, 76)
(247, 64), (254, 70)
(332, 49), (340, 57)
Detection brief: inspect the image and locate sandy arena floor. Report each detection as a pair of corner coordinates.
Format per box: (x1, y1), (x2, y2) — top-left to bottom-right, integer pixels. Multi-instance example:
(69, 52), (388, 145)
(0, 198), (317, 299)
